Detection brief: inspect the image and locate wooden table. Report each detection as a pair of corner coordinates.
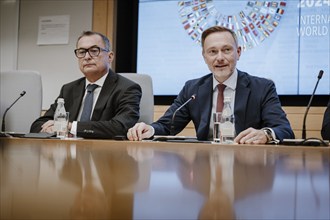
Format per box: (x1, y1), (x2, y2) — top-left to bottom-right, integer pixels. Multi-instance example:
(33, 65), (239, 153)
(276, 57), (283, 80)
(1, 137), (329, 219)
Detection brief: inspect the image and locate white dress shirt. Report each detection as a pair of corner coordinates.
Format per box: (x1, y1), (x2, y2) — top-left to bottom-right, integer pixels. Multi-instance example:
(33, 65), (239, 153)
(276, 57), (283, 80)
(208, 70), (238, 139)
(70, 73), (108, 136)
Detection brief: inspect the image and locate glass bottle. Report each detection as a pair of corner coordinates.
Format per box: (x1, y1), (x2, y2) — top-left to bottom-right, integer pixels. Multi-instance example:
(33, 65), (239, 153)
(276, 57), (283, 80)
(220, 97), (235, 144)
(54, 98), (68, 138)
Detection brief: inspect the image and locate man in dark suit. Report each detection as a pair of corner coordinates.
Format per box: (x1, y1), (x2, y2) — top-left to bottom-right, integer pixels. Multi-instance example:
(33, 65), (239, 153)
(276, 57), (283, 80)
(30, 31), (141, 139)
(321, 98), (330, 140)
(127, 26), (294, 144)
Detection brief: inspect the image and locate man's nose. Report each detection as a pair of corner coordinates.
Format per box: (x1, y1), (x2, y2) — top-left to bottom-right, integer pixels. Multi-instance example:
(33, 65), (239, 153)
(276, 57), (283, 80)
(216, 52), (224, 61)
(84, 51), (92, 59)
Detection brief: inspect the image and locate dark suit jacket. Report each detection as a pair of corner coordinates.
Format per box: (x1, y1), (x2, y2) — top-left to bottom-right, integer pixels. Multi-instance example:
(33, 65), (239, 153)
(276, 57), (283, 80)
(321, 98), (330, 140)
(152, 70), (294, 141)
(30, 70), (142, 139)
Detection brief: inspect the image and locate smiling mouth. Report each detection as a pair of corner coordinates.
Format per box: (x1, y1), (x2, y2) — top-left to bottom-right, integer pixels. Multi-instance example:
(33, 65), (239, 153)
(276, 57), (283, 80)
(215, 65), (227, 69)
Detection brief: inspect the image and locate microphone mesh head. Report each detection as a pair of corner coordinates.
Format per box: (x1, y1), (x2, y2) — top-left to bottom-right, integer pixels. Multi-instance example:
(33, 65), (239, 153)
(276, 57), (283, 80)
(318, 70), (324, 79)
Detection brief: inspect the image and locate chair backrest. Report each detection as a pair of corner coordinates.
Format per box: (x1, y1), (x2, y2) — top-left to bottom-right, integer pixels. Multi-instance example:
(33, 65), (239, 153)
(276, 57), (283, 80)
(0, 70), (42, 133)
(119, 73), (154, 124)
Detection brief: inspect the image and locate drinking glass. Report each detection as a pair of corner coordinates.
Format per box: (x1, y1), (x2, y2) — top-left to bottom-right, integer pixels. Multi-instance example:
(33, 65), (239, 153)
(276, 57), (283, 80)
(213, 112), (222, 143)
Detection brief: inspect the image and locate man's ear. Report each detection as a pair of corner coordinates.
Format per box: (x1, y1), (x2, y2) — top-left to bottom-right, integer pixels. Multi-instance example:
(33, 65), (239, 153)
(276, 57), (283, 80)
(108, 51), (114, 62)
(236, 46), (242, 60)
(202, 51), (207, 63)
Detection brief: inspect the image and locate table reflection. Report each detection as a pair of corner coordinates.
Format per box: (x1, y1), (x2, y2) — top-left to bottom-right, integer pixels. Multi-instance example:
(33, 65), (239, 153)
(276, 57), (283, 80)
(128, 145), (277, 220)
(60, 144), (109, 219)
(0, 138), (329, 220)
(1, 140), (139, 219)
(270, 149), (330, 220)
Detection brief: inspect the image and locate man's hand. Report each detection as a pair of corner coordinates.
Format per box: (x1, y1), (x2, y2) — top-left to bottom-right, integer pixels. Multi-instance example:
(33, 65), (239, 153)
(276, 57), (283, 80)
(127, 122), (154, 141)
(40, 120), (55, 133)
(234, 127), (268, 144)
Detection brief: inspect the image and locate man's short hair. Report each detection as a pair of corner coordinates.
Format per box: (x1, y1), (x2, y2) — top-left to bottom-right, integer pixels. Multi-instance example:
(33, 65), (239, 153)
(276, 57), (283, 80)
(76, 31), (111, 51)
(201, 26), (238, 48)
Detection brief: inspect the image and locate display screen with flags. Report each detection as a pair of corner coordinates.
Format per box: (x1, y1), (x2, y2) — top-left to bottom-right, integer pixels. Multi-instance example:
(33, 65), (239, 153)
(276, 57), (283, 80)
(137, 0), (329, 96)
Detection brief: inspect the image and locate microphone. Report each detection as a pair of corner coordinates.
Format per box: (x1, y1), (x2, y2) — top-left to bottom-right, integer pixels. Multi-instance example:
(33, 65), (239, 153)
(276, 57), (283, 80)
(170, 94), (196, 135)
(302, 70), (323, 139)
(1, 91), (26, 132)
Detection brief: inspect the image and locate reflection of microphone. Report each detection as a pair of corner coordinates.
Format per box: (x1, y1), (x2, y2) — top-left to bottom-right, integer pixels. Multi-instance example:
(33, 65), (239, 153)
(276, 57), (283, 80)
(302, 70), (323, 139)
(1, 91), (26, 132)
(170, 94), (196, 135)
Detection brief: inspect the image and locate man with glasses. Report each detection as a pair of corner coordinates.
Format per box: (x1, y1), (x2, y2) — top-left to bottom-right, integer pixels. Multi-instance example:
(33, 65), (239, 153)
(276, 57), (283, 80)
(30, 31), (142, 139)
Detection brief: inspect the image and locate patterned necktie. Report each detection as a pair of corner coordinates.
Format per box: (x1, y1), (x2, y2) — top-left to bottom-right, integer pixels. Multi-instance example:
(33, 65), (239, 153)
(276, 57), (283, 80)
(216, 84), (226, 112)
(80, 84), (98, 121)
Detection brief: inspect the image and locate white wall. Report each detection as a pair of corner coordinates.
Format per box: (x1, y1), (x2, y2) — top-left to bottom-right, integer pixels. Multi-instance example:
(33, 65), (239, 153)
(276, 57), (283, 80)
(14, 0), (93, 109)
(0, 0), (19, 71)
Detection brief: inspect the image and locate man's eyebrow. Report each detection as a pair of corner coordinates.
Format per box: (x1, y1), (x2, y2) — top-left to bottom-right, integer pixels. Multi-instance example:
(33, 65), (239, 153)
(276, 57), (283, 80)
(77, 45), (99, 49)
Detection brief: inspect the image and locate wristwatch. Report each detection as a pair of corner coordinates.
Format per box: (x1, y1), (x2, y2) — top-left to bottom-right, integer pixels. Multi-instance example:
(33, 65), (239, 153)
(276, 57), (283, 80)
(263, 128), (274, 143)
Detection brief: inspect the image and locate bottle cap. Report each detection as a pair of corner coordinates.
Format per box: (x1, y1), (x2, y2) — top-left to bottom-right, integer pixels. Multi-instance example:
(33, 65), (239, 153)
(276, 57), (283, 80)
(57, 98), (64, 103)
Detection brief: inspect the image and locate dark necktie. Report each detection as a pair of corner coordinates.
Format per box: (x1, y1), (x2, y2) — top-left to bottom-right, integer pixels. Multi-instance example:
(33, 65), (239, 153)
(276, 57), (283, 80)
(216, 84), (226, 112)
(80, 84), (98, 121)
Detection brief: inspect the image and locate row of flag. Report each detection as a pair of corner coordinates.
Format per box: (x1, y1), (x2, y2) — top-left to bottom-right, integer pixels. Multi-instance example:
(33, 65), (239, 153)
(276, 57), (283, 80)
(178, 0), (287, 50)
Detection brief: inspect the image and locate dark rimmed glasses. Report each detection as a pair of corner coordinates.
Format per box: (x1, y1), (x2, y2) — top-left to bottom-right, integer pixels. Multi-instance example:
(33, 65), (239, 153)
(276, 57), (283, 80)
(74, 46), (109, 58)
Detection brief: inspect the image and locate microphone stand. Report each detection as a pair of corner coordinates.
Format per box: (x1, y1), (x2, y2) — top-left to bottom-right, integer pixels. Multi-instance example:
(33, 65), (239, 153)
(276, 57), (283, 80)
(170, 94), (196, 135)
(1, 91), (26, 132)
(302, 70), (323, 139)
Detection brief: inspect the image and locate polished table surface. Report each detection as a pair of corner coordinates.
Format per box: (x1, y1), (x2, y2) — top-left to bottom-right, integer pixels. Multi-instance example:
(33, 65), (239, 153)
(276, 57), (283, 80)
(1, 137), (329, 220)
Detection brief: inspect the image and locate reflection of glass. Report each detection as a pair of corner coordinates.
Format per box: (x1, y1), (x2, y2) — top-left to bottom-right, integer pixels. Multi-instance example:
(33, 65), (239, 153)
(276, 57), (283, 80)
(199, 149), (236, 220)
(201, 148), (279, 219)
(127, 145), (154, 192)
(70, 184), (109, 219)
(133, 149), (204, 219)
(127, 146), (154, 162)
(198, 189), (235, 220)
(68, 150), (109, 219)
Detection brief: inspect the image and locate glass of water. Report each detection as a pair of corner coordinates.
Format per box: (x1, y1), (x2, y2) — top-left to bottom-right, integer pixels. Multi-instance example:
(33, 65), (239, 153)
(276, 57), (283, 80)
(213, 112), (222, 143)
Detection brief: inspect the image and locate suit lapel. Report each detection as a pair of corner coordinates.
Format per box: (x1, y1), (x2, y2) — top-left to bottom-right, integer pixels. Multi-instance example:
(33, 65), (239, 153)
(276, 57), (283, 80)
(234, 71), (250, 133)
(70, 80), (85, 121)
(91, 70), (117, 121)
(197, 75), (213, 139)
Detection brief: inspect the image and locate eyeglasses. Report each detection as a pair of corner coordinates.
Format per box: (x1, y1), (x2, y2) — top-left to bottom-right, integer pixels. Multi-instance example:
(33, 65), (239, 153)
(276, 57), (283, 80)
(74, 46), (109, 58)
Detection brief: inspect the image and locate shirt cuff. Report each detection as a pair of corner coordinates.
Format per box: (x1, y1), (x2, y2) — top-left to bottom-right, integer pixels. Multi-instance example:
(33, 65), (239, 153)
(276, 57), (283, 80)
(70, 121), (77, 136)
(149, 125), (155, 138)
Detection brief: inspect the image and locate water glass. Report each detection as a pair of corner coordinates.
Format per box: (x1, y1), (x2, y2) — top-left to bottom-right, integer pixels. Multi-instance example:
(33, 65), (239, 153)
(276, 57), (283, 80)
(213, 112), (222, 143)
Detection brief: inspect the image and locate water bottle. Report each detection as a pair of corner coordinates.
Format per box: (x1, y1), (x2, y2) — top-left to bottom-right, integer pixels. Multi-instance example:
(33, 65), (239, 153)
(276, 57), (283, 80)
(54, 98), (68, 138)
(220, 96), (235, 144)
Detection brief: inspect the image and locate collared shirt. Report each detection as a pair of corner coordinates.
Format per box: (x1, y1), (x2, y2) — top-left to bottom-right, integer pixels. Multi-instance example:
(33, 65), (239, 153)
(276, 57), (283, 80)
(70, 72), (108, 136)
(208, 69), (238, 140)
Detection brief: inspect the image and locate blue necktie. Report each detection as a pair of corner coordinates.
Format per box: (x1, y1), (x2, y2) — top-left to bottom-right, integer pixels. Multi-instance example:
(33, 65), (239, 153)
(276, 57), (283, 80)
(80, 84), (98, 122)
